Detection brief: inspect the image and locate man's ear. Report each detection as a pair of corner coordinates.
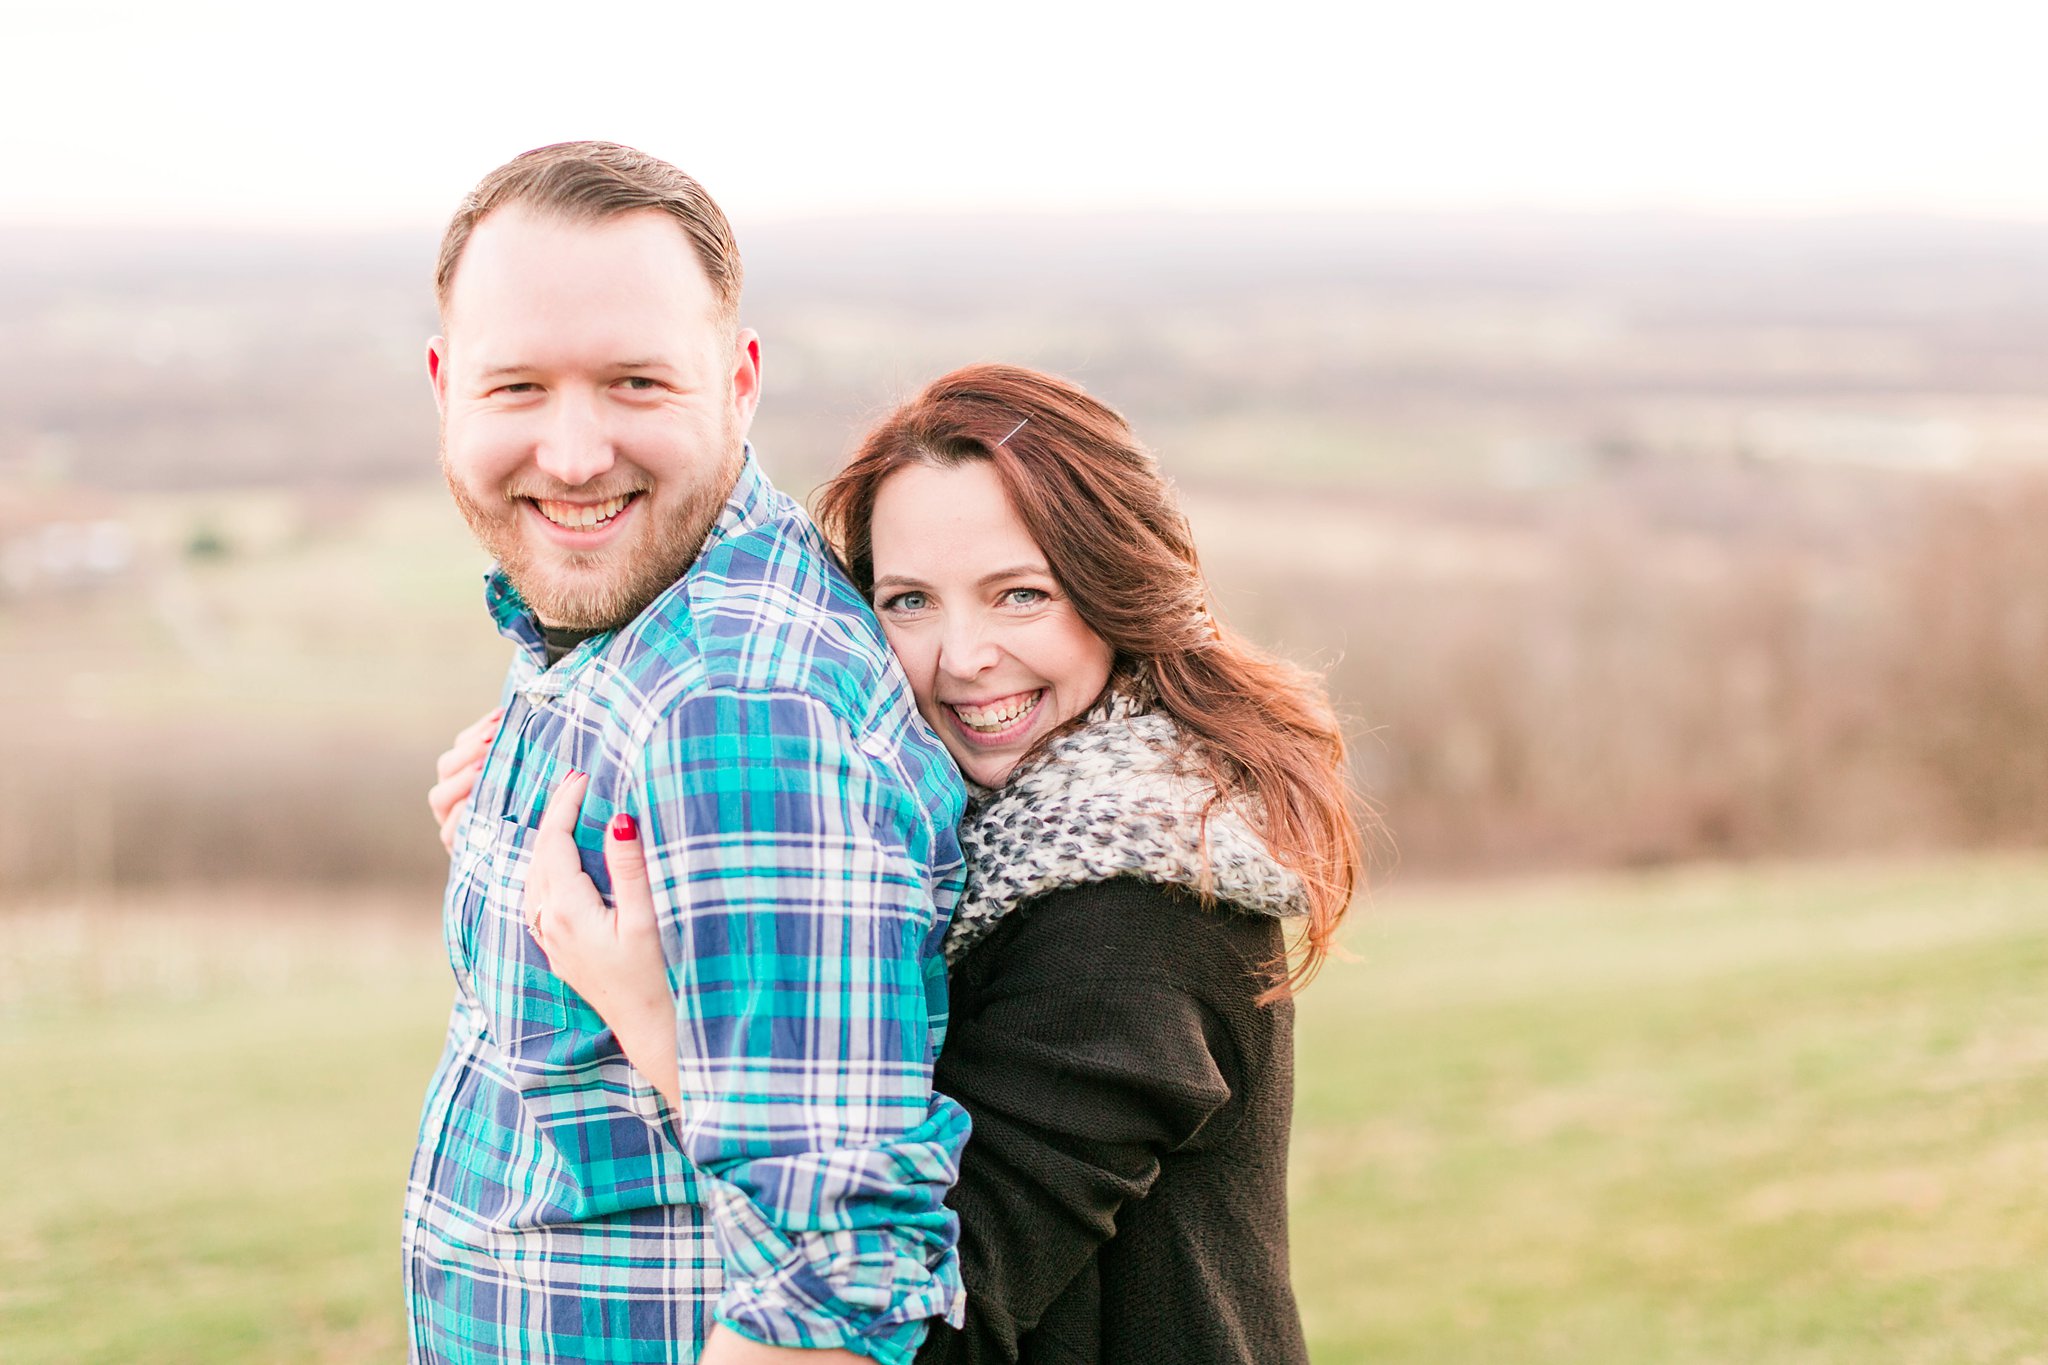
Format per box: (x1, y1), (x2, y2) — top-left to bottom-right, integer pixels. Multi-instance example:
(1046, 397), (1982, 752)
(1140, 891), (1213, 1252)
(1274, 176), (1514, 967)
(729, 327), (762, 436)
(427, 336), (450, 416)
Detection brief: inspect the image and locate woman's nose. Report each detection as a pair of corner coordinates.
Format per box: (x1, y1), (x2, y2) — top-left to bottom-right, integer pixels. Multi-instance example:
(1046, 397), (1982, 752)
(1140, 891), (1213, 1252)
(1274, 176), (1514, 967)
(936, 617), (1001, 679)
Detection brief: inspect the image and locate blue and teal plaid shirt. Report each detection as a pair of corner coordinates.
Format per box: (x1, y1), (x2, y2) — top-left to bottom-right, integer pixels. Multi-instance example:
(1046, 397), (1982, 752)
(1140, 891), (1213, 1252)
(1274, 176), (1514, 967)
(403, 449), (970, 1365)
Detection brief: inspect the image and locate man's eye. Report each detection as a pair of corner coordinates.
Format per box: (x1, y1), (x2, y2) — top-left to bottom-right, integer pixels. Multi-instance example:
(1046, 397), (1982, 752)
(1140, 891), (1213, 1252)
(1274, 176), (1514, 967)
(496, 382), (539, 395)
(619, 377), (661, 391)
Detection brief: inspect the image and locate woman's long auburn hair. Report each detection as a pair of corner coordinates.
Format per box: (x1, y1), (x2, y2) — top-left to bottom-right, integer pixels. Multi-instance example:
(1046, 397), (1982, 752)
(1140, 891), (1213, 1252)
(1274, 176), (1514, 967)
(815, 364), (1369, 996)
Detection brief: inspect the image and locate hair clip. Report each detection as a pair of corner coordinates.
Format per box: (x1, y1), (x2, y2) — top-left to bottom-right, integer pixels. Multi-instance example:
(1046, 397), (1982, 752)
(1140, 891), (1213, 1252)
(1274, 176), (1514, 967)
(995, 418), (1029, 447)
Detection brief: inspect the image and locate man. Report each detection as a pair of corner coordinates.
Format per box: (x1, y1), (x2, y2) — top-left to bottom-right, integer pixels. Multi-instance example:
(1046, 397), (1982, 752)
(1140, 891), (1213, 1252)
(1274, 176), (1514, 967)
(401, 142), (969, 1365)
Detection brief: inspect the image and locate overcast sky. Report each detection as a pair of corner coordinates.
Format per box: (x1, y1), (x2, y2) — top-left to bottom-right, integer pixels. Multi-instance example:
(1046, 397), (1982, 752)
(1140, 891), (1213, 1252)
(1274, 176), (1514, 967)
(7, 0), (2045, 230)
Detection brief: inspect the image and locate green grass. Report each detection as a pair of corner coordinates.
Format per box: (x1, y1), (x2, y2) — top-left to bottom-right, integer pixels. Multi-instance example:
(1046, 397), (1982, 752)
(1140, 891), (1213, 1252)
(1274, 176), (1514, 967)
(5, 858), (2047, 1363)
(0, 895), (446, 1365)
(1292, 855), (2048, 1363)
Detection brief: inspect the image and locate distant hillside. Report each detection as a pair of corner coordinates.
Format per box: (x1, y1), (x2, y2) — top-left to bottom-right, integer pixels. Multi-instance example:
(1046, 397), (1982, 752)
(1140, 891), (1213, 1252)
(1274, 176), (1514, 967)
(2, 212), (2045, 494)
(9, 216), (2048, 889)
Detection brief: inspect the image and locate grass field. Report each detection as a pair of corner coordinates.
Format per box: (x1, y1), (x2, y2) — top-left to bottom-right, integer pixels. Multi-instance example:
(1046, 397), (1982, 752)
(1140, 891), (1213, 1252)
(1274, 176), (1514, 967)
(5, 857), (2046, 1363)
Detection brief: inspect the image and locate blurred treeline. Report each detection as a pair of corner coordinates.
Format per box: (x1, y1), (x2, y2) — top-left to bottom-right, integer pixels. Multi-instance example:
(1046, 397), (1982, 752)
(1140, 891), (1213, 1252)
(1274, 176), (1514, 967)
(3, 213), (2047, 897)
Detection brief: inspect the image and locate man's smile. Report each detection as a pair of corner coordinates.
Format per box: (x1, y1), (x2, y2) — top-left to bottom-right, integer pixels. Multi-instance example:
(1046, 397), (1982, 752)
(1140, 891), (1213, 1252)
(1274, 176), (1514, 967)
(531, 492), (640, 530)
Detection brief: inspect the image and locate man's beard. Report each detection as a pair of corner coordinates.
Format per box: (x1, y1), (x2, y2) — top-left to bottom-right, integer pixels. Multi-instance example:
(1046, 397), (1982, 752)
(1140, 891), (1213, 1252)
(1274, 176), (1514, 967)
(443, 431), (743, 632)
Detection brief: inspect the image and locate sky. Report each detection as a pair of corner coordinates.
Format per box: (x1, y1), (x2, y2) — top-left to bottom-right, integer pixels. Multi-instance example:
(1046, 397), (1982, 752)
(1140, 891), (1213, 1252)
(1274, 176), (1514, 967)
(6, 0), (2047, 230)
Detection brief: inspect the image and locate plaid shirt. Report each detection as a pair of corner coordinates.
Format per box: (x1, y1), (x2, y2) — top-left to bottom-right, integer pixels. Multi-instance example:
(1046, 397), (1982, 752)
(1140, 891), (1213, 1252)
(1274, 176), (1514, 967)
(403, 449), (970, 1365)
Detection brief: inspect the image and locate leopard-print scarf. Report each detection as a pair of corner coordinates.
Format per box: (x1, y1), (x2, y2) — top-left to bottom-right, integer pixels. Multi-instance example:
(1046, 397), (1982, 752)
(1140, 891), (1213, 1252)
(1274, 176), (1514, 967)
(945, 691), (1308, 964)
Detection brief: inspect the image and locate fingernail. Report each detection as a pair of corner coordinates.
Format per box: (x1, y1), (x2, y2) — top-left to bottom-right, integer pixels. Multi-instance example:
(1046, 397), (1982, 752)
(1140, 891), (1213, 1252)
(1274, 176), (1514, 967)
(610, 813), (638, 841)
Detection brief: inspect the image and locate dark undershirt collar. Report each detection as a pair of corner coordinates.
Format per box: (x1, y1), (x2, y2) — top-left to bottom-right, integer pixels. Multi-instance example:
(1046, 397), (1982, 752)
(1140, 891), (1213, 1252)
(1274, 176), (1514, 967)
(539, 622), (601, 668)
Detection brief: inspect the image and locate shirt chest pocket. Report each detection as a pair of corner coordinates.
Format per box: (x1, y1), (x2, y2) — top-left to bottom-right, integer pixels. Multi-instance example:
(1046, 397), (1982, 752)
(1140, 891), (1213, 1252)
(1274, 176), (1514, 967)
(469, 814), (610, 1067)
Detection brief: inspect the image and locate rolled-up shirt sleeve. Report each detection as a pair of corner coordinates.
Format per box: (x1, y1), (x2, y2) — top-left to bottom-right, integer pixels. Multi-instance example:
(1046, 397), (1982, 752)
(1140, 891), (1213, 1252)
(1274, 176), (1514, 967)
(633, 687), (967, 1365)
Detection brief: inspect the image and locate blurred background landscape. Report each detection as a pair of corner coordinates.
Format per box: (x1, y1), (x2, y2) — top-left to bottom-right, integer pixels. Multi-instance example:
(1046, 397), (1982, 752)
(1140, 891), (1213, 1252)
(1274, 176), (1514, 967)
(6, 210), (2048, 893)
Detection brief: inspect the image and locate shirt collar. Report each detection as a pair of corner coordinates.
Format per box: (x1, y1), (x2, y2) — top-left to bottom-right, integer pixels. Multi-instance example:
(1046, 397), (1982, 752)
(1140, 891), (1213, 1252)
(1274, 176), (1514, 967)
(483, 442), (774, 670)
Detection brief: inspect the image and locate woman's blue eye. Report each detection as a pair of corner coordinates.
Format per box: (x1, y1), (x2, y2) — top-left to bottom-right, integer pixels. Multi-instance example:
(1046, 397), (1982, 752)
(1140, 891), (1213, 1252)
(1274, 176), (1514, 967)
(1005, 588), (1048, 607)
(883, 591), (928, 612)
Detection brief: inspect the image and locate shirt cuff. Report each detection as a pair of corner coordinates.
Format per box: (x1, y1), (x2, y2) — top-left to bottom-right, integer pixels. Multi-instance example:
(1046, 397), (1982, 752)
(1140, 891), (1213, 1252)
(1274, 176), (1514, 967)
(707, 1171), (965, 1365)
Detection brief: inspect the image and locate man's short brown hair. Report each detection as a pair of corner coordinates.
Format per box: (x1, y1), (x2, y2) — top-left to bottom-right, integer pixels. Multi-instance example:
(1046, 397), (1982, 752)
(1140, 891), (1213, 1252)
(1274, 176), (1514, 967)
(435, 141), (743, 328)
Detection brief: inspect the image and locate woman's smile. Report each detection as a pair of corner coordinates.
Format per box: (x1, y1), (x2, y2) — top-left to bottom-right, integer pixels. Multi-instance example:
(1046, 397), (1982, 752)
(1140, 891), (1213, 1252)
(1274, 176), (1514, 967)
(947, 689), (1045, 738)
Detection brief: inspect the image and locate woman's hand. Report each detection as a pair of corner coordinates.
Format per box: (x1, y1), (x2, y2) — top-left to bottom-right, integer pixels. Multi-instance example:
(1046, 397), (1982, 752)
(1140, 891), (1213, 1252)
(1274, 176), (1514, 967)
(428, 706), (505, 852)
(527, 771), (683, 1109)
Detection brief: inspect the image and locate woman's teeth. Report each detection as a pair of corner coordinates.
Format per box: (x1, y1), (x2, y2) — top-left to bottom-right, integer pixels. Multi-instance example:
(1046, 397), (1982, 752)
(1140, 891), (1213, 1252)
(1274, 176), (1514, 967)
(536, 494), (633, 529)
(952, 691), (1041, 733)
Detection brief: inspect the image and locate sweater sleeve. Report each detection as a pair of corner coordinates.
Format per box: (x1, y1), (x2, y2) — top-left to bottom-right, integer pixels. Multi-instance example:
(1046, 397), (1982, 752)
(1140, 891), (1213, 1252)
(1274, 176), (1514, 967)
(915, 879), (1251, 1365)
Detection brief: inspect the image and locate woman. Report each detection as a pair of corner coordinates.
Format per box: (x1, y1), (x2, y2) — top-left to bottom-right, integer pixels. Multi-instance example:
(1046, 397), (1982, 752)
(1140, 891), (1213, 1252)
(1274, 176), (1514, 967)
(431, 365), (1366, 1363)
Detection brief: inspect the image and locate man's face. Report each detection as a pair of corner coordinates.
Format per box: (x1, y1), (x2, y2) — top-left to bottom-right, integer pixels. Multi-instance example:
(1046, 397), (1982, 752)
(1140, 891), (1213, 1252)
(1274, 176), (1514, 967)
(429, 206), (760, 630)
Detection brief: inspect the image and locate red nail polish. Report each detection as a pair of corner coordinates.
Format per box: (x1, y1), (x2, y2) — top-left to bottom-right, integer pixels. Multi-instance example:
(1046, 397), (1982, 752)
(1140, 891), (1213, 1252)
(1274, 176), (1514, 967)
(610, 813), (638, 841)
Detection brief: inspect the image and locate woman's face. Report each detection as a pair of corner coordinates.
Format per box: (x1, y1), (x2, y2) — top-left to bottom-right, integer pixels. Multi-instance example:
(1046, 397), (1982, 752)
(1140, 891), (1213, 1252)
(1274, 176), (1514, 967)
(869, 459), (1115, 788)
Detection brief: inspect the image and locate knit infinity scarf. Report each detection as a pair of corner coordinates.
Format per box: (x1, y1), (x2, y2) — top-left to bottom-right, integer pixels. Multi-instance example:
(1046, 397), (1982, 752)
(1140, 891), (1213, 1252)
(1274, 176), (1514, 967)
(945, 691), (1309, 964)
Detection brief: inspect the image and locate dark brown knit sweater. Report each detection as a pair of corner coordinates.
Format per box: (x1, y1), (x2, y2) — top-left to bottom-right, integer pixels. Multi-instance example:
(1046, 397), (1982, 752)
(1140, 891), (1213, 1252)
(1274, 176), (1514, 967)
(914, 877), (1307, 1365)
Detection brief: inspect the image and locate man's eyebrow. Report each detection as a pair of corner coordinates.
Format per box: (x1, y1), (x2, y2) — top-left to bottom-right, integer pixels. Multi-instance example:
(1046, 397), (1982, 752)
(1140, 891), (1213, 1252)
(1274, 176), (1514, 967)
(473, 360), (678, 380)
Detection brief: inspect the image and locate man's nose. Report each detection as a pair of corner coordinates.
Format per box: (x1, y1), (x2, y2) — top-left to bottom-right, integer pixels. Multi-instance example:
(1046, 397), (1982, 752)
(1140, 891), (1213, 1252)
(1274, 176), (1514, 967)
(533, 391), (615, 487)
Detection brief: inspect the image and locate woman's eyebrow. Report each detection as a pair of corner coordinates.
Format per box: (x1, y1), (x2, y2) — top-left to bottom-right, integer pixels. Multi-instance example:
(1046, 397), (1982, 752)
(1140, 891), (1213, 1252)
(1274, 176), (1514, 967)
(975, 564), (1050, 587)
(871, 573), (931, 592)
